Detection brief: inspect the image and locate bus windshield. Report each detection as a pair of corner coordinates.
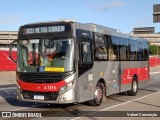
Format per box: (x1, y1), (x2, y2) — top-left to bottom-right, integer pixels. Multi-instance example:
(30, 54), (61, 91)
(18, 38), (75, 73)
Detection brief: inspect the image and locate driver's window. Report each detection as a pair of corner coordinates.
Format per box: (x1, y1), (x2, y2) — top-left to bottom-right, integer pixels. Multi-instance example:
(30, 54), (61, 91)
(79, 42), (92, 63)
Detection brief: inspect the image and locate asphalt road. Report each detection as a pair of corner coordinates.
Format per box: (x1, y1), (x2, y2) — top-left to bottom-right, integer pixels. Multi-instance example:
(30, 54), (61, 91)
(0, 69), (160, 120)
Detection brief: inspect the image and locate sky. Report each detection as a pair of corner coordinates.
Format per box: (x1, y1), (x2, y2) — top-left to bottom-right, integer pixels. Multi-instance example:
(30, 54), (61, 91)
(0, 0), (160, 33)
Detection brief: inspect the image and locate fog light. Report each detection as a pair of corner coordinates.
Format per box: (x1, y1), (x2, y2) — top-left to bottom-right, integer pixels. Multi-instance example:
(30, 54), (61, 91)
(61, 97), (66, 102)
(63, 97), (66, 101)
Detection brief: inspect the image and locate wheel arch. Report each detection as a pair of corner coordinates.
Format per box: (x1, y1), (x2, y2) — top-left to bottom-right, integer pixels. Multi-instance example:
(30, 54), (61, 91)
(132, 74), (138, 85)
(98, 78), (107, 97)
(127, 74), (139, 96)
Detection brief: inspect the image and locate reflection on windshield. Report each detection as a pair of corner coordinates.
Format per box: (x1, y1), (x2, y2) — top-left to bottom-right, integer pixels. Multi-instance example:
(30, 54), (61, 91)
(18, 38), (74, 72)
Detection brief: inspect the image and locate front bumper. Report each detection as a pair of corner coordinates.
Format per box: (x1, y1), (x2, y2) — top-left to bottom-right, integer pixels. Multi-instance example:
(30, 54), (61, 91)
(16, 87), (76, 104)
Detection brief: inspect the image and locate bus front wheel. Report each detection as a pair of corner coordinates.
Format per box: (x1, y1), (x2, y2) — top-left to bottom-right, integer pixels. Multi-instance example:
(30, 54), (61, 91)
(88, 82), (103, 106)
(127, 77), (138, 96)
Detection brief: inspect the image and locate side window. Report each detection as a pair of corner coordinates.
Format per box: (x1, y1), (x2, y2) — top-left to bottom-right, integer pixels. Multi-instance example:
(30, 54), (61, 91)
(119, 38), (128, 60)
(129, 40), (137, 60)
(78, 40), (93, 76)
(112, 37), (119, 60)
(79, 42), (92, 63)
(143, 42), (149, 61)
(95, 35), (107, 61)
(137, 43), (144, 60)
(108, 36), (119, 60)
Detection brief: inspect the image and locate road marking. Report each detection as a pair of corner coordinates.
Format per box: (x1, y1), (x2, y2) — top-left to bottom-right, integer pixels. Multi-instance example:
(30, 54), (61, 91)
(100, 91), (160, 111)
(150, 71), (160, 74)
(0, 87), (16, 91)
(70, 90), (160, 120)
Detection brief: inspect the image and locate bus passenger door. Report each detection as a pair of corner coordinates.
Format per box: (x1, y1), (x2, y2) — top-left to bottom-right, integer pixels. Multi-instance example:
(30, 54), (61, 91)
(77, 40), (94, 102)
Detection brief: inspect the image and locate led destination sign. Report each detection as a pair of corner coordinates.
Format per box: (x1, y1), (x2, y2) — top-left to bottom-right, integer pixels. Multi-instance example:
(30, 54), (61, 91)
(24, 24), (71, 34)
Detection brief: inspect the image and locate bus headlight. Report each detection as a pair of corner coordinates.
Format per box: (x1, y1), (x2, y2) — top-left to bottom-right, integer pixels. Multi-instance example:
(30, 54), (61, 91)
(59, 80), (74, 94)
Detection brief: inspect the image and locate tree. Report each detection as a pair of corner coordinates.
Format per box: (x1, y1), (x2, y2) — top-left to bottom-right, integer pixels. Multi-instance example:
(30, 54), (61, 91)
(149, 43), (160, 55)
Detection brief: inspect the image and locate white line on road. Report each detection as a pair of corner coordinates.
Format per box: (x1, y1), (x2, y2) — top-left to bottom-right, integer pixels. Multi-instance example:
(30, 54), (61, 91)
(0, 87), (16, 91)
(100, 91), (160, 111)
(150, 71), (160, 74)
(70, 90), (160, 120)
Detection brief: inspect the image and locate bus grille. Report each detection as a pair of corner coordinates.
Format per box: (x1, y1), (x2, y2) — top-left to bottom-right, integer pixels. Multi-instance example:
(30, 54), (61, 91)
(22, 90), (58, 101)
(18, 73), (63, 83)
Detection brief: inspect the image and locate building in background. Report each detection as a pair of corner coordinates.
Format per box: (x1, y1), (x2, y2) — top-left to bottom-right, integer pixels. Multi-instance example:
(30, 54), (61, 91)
(0, 31), (18, 50)
(131, 27), (160, 46)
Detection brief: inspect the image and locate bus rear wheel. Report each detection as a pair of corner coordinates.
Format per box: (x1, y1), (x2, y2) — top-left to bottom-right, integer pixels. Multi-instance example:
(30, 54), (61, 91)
(127, 77), (138, 96)
(88, 82), (103, 106)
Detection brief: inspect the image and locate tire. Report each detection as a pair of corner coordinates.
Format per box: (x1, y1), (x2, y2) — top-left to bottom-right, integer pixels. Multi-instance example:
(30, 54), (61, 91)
(88, 82), (103, 106)
(127, 77), (138, 96)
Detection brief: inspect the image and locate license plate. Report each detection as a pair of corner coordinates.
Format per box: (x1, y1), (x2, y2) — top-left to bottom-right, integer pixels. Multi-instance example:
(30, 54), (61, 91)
(34, 95), (44, 100)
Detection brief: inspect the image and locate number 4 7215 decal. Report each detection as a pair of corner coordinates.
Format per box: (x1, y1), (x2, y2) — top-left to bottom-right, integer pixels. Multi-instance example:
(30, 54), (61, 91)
(44, 86), (57, 91)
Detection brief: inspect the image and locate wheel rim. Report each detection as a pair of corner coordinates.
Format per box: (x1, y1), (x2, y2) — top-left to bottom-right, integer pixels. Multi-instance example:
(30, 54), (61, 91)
(95, 86), (103, 102)
(133, 81), (137, 93)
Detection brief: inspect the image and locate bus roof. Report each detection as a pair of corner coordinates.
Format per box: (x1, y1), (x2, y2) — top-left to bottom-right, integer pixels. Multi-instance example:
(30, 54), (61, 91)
(75, 22), (148, 42)
(22, 20), (148, 42)
(24, 19), (76, 26)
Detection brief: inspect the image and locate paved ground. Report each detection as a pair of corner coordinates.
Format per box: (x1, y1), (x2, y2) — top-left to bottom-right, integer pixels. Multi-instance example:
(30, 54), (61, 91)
(0, 71), (16, 85)
(150, 66), (160, 72)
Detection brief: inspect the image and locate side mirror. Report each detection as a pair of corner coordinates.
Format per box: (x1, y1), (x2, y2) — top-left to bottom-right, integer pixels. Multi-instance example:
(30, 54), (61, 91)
(9, 39), (17, 63)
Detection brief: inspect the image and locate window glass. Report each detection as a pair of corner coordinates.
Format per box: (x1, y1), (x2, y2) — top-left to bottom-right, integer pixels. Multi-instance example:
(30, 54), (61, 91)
(18, 38), (75, 72)
(112, 37), (119, 60)
(78, 41), (93, 76)
(108, 36), (117, 60)
(143, 42), (149, 60)
(129, 40), (137, 60)
(119, 38), (128, 60)
(137, 43), (144, 60)
(95, 35), (107, 61)
(80, 42), (92, 63)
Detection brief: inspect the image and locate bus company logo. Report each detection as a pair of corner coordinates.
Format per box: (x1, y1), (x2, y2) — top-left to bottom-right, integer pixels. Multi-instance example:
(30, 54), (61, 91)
(2, 112), (11, 117)
(1, 112), (42, 118)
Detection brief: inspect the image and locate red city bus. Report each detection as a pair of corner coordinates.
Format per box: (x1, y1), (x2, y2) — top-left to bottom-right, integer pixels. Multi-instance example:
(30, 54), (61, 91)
(9, 20), (149, 106)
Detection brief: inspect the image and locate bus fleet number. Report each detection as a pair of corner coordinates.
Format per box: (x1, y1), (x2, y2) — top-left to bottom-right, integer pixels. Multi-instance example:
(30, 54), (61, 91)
(44, 86), (56, 91)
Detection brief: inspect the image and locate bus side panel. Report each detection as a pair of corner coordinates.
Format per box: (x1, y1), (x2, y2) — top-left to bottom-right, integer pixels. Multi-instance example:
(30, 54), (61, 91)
(77, 61), (120, 103)
(120, 61), (149, 92)
(137, 61), (150, 88)
(77, 69), (93, 103)
(92, 61), (120, 96)
(77, 60), (149, 103)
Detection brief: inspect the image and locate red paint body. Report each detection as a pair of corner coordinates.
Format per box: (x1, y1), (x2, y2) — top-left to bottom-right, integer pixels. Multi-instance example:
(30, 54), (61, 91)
(121, 67), (149, 84)
(18, 79), (66, 92)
